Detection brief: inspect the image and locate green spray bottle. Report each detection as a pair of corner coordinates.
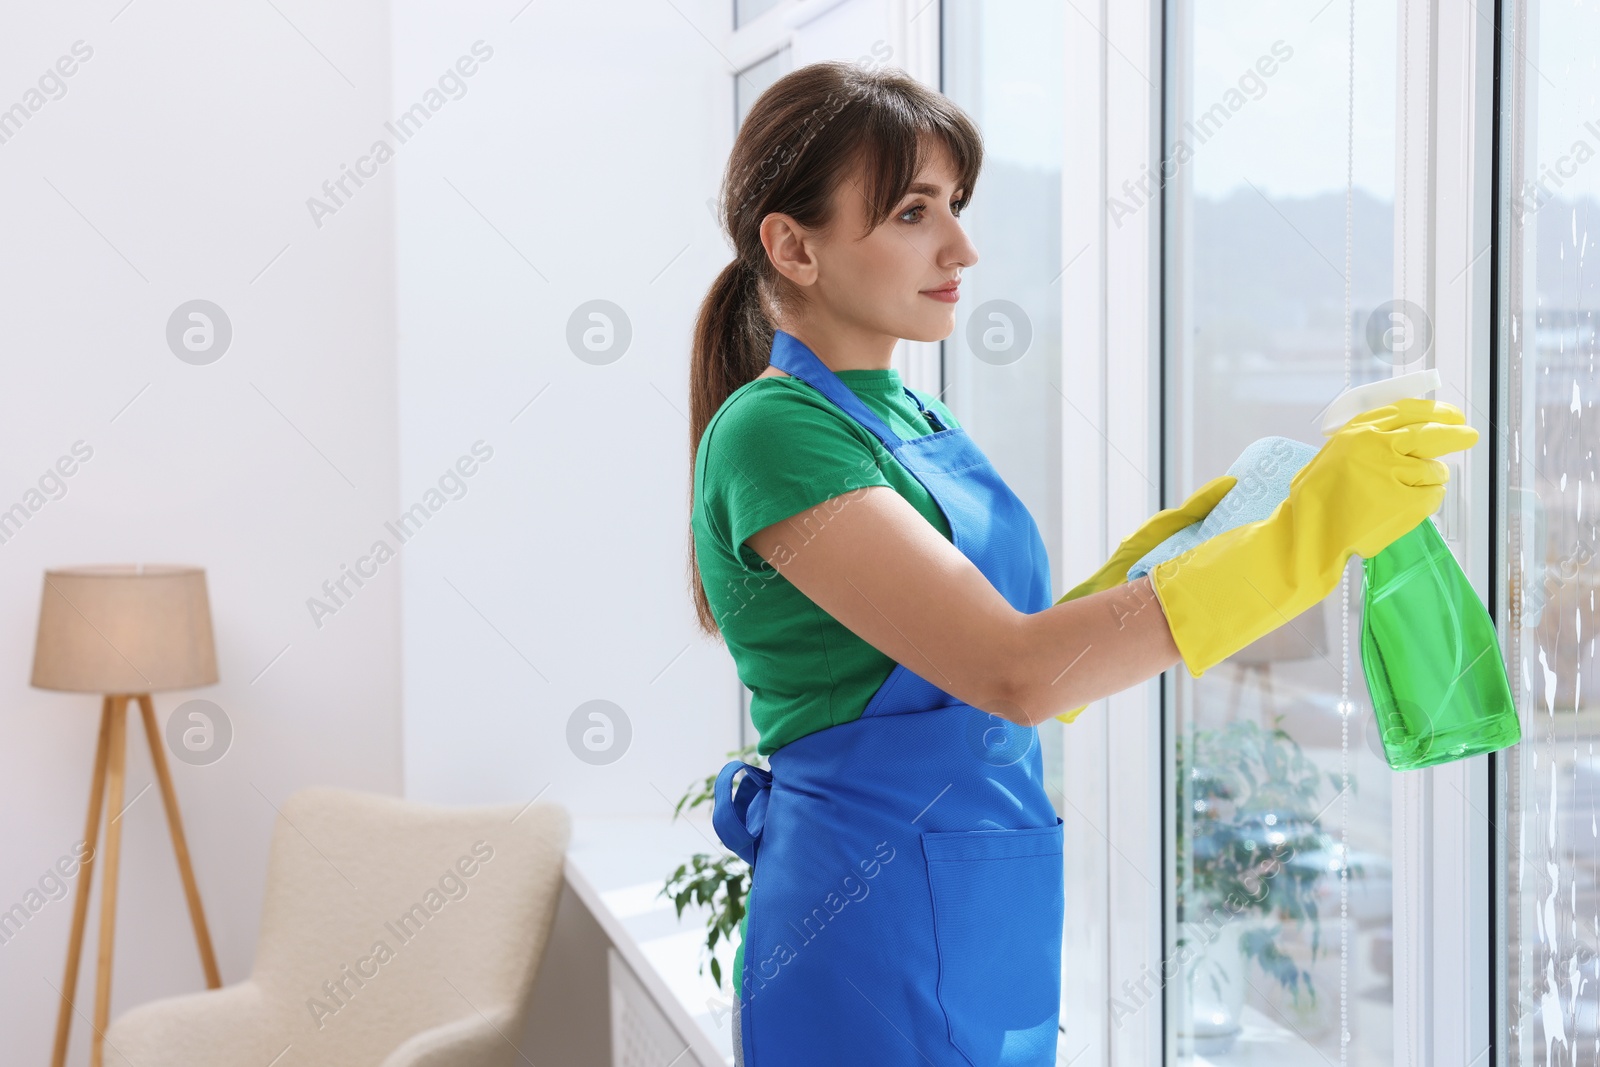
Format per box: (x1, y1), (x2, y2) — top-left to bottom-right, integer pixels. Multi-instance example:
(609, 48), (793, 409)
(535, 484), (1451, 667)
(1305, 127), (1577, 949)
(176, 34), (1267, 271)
(1318, 369), (1521, 769)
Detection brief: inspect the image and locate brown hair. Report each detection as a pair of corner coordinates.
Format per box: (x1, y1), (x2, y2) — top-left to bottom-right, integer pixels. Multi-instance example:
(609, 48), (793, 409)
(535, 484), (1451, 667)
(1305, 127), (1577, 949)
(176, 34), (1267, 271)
(686, 60), (983, 637)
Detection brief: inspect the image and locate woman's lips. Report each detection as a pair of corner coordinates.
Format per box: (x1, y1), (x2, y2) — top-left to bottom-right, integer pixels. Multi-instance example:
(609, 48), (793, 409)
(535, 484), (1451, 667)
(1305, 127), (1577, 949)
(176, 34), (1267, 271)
(920, 285), (960, 303)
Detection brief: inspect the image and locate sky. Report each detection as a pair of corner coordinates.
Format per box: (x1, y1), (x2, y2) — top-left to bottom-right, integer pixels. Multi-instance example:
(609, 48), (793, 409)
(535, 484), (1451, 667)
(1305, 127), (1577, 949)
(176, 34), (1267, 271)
(961, 0), (1598, 204)
(970, 0), (1398, 200)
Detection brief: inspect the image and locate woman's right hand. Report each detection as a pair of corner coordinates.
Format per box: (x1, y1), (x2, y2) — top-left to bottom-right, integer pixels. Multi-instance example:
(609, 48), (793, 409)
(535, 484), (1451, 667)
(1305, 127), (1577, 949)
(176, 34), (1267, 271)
(1147, 397), (1481, 678)
(1288, 397), (1479, 560)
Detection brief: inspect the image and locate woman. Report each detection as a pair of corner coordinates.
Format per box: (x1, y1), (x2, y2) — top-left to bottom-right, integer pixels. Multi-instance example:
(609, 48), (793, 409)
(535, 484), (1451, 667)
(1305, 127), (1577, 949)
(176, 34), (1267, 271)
(687, 62), (1476, 1066)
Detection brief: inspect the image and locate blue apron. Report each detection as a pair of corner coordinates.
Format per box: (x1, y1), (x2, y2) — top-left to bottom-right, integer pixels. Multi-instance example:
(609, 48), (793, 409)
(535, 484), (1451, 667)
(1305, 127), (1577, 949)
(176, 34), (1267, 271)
(712, 329), (1064, 1066)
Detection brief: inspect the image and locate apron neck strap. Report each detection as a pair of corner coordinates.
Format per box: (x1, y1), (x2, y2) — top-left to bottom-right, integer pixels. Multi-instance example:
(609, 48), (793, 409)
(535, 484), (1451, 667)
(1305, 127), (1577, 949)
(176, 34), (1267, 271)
(768, 330), (908, 451)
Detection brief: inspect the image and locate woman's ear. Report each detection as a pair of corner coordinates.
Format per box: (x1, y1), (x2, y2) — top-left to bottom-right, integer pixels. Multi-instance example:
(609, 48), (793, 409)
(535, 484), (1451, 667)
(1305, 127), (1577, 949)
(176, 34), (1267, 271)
(761, 211), (819, 289)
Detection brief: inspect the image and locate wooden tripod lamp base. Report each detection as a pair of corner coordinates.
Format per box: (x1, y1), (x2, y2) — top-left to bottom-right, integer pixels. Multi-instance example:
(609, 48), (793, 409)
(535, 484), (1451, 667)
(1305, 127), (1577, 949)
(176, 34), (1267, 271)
(51, 694), (222, 1067)
(30, 566), (225, 1067)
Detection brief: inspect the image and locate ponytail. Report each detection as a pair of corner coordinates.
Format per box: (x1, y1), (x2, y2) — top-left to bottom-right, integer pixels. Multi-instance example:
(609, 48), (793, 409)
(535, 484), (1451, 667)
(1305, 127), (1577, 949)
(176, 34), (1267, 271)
(685, 61), (982, 637)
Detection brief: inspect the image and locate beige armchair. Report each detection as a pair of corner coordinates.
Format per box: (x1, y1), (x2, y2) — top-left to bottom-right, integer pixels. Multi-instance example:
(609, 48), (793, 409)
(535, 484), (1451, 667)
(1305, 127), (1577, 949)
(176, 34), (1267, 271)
(103, 786), (570, 1067)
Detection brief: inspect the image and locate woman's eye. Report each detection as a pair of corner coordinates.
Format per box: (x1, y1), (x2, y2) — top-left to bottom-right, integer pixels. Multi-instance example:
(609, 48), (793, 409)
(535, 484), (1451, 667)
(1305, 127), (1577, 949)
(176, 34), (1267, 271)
(899, 201), (964, 223)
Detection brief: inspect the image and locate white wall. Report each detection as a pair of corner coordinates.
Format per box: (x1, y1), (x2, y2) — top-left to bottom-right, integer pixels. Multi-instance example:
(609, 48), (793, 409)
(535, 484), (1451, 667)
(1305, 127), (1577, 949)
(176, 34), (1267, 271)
(390, 0), (737, 816)
(0, 0), (742, 1059)
(0, 2), (401, 1061)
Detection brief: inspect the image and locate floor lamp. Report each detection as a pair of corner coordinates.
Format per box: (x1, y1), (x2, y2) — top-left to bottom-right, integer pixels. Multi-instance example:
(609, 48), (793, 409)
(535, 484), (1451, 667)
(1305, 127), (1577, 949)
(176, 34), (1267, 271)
(32, 564), (224, 1067)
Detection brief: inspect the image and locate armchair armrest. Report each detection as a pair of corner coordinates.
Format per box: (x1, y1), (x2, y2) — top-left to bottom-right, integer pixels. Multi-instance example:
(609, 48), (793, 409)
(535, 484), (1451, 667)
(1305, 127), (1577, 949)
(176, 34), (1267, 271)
(378, 1005), (522, 1067)
(104, 983), (522, 1067)
(103, 981), (280, 1067)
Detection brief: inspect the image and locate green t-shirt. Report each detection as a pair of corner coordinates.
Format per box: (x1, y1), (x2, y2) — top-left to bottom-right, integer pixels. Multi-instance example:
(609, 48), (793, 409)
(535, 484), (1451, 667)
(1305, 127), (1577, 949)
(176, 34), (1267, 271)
(691, 368), (960, 757)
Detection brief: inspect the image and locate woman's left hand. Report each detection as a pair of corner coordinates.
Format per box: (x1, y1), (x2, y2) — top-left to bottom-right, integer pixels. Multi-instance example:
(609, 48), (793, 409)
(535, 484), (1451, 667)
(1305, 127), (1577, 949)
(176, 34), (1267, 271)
(1050, 473), (1237, 723)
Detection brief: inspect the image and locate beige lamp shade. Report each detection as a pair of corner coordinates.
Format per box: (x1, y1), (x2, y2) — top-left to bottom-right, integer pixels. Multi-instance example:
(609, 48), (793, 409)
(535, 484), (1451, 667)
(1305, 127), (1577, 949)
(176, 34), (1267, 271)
(31, 564), (218, 693)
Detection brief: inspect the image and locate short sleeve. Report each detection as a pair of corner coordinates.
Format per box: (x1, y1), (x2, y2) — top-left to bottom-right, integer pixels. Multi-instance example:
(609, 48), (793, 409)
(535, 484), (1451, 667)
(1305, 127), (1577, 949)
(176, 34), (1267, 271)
(699, 385), (894, 568)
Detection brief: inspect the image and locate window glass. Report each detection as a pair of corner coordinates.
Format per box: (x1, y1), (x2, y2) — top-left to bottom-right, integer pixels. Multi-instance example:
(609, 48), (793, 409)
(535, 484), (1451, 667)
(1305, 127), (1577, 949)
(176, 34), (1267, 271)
(941, 0), (1067, 805)
(1164, 2), (1400, 1061)
(735, 47), (792, 130)
(1495, 0), (1600, 1060)
(735, 0), (785, 30)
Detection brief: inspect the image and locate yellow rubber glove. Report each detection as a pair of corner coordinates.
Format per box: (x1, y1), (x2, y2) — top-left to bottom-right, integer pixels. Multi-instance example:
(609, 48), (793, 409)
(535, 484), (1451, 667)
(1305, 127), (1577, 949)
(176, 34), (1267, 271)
(1051, 473), (1238, 723)
(1149, 398), (1480, 678)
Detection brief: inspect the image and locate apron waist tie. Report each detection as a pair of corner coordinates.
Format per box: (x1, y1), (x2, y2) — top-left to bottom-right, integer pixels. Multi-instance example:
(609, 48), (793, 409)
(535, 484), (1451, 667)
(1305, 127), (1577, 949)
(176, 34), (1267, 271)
(712, 759), (773, 866)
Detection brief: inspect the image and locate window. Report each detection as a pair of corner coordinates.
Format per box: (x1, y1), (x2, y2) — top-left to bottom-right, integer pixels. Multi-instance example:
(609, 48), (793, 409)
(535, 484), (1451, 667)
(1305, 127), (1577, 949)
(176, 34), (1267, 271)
(1054, 0), (1579, 1059)
(734, 47), (791, 130)
(734, 0), (785, 30)
(1494, 0), (1600, 1060)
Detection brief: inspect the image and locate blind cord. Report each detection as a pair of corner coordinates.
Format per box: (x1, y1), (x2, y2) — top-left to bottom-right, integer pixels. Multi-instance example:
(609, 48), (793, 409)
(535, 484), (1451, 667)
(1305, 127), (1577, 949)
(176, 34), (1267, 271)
(1340, 0), (1356, 1063)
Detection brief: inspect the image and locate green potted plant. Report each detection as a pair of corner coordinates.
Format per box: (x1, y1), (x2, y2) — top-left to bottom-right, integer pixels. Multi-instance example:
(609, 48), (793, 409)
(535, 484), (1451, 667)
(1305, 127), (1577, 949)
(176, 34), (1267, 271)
(1172, 715), (1353, 1054)
(659, 744), (764, 990)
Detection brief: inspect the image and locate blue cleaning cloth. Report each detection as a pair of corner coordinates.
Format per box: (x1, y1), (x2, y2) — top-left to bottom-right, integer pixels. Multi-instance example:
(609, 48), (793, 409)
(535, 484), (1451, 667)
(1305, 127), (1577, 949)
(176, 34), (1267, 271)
(1126, 436), (1321, 580)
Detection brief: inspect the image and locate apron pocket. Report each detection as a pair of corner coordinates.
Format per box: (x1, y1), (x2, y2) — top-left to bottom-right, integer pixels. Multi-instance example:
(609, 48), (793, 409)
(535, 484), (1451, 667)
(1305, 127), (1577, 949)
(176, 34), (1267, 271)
(921, 818), (1065, 1067)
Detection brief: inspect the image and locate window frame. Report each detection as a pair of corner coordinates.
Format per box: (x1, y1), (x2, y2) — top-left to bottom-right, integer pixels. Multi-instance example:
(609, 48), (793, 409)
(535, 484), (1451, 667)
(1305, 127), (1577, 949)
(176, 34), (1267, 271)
(1402, 1), (1497, 1063)
(1058, 0), (1165, 1063)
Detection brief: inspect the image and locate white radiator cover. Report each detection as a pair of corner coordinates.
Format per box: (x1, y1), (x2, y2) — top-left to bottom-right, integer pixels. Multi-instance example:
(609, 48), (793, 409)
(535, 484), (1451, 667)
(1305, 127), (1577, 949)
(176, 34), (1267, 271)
(609, 946), (706, 1067)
